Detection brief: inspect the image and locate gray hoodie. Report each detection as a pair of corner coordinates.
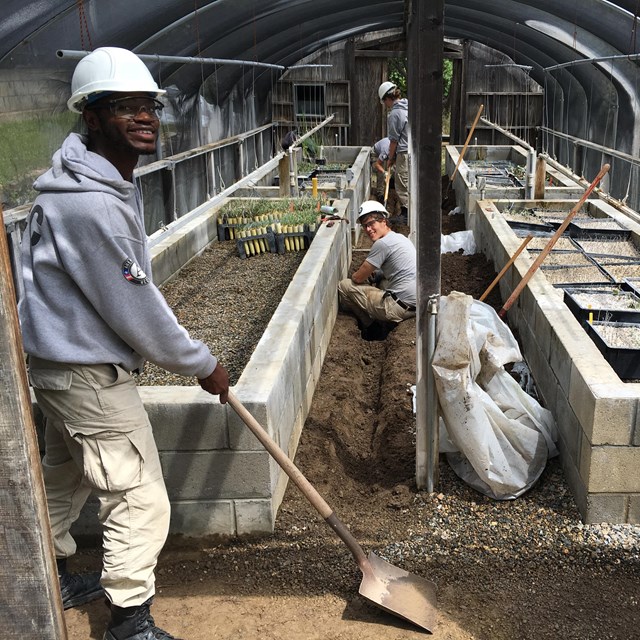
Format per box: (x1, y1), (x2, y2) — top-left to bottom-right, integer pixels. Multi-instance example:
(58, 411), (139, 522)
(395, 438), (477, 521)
(387, 98), (409, 154)
(18, 132), (217, 378)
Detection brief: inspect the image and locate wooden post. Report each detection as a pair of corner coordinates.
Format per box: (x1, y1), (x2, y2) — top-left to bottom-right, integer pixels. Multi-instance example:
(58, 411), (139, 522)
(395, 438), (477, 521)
(278, 153), (290, 196)
(0, 207), (67, 637)
(534, 155), (547, 200)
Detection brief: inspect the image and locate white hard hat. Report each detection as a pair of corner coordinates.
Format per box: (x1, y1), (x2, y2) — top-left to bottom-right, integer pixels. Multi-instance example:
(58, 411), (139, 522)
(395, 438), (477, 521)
(378, 81), (397, 102)
(67, 47), (166, 113)
(357, 200), (389, 223)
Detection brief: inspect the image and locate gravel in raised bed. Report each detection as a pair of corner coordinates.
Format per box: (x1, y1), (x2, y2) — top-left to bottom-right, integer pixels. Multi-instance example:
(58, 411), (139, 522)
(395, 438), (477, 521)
(524, 236), (577, 251)
(529, 251), (592, 266)
(571, 290), (640, 310)
(541, 265), (611, 285)
(576, 238), (640, 258)
(593, 323), (640, 348)
(603, 263), (640, 281)
(134, 241), (305, 387)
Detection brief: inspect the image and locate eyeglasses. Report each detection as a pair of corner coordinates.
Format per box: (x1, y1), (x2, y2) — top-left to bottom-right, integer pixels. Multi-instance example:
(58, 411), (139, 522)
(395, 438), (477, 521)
(362, 218), (383, 230)
(89, 98), (164, 119)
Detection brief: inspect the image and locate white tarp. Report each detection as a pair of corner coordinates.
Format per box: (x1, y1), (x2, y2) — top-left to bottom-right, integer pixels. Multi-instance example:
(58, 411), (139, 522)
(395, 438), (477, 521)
(433, 291), (558, 500)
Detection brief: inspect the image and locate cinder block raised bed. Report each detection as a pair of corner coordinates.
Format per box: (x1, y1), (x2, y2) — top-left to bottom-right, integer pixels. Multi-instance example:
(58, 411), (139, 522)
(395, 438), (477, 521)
(46, 196), (352, 538)
(475, 197), (640, 524)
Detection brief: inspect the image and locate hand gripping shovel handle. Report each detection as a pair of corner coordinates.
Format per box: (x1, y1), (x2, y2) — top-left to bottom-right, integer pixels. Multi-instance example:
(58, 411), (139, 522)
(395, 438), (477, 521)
(227, 392), (368, 568)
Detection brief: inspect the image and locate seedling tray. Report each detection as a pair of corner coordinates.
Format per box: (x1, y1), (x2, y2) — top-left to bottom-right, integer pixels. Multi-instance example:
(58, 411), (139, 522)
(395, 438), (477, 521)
(563, 285), (640, 328)
(275, 229), (315, 254)
(585, 321), (640, 379)
(566, 218), (630, 239)
(236, 230), (277, 259)
(541, 263), (612, 286)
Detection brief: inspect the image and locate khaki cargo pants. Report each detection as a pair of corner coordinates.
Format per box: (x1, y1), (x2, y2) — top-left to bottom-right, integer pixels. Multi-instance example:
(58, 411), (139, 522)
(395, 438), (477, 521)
(338, 279), (415, 327)
(29, 357), (170, 608)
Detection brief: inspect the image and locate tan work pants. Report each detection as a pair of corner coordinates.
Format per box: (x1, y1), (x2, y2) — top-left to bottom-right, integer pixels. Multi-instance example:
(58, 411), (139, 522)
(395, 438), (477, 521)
(338, 279), (415, 326)
(395, 152), (410, 210)
(28, 357), (170, 608)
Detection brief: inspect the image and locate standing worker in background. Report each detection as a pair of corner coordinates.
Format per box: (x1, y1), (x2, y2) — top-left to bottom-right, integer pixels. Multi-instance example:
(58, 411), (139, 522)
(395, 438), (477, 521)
(338, 200), (416, 341)
(18, 47), (229, 640)
(378, 81), (409, 225)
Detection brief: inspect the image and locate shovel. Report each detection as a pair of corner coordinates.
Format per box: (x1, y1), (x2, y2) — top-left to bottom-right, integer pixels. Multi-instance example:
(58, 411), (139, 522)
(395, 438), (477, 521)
(383, 168), (392, 210)
(227, 391), (437, 633)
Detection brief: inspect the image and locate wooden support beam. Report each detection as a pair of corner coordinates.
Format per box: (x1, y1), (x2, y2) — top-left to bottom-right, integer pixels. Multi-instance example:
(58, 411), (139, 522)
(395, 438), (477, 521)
(0, 207), (67, 638)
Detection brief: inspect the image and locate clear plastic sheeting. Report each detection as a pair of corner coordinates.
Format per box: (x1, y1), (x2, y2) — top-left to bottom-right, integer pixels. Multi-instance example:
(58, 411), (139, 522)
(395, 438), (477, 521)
(440, 230), (476, 255)
(433, 291), (558, 500)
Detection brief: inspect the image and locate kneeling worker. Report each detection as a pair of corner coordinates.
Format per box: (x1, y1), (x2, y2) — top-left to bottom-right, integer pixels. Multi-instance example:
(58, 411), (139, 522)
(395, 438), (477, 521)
(338, 201), (416, 340)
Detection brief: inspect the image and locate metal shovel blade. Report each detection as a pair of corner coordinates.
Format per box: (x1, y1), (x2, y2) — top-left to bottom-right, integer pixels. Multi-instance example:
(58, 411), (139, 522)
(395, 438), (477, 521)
(228, 392), (437, 633)
(359, 551), (437, 633)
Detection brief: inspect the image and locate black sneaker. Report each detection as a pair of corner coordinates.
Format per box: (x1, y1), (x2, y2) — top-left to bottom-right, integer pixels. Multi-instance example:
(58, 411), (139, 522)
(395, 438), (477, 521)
(57, 558), (104, 610)
(104, 598), (183, 640)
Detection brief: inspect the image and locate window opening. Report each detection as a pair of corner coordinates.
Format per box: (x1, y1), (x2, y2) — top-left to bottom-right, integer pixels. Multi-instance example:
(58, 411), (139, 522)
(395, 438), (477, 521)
(294, 84), (326, 120)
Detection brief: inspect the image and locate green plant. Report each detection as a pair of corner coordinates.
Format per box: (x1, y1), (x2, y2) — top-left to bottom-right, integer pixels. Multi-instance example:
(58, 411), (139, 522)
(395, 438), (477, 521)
(0, 112), (78, 207)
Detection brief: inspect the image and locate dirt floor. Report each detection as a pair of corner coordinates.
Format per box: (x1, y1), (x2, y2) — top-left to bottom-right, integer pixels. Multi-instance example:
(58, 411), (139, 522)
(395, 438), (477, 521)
(64, 187), (640, 640)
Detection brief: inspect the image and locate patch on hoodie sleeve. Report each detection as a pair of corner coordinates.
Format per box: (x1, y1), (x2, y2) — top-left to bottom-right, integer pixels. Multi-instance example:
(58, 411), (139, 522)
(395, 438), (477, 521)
(122, 258), (149, 285)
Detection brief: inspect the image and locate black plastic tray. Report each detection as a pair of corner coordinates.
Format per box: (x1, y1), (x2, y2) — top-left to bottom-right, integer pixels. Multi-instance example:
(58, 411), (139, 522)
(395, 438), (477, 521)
(563, 285), (640, 328)
(585, 321), (640, 379)
(566, 219), (631, 239)
(506, 219), (554, 233)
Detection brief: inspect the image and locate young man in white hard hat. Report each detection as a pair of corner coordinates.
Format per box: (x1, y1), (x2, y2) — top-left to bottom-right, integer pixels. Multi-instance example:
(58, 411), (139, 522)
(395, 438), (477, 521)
(378, 81), (409, 225)
(338, 200), (416, 340)
(19, 47), (229, 640)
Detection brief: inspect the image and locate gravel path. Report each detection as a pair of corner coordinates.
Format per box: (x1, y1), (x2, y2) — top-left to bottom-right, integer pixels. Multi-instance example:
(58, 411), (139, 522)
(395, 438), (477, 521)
(135, 241), (304, 386)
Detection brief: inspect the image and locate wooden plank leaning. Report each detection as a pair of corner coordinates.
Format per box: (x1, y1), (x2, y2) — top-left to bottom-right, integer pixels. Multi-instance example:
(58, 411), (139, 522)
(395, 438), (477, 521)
(0, 205), (67, 638)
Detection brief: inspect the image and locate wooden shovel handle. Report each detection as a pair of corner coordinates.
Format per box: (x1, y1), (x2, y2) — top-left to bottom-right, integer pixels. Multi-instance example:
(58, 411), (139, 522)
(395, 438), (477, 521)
(383, 169), (391, 208)
(498, 163), (610, 318)
(450, 103), (484, 182)
(227, 392), (332, 518)
(479, 235), (532, 302)
(227, 391), (369, 566)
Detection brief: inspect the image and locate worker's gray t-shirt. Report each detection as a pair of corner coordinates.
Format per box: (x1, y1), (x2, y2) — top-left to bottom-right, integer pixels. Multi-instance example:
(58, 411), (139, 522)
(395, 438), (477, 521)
(366, 231), (416, 306)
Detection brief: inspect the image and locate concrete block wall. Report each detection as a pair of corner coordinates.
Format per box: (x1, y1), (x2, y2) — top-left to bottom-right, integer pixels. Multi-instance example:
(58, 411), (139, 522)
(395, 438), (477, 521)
(475, 198), (640, 524)
(60, 185), (356, 539)
(444, 145), (585, 233)
(235, 145), (371, 241)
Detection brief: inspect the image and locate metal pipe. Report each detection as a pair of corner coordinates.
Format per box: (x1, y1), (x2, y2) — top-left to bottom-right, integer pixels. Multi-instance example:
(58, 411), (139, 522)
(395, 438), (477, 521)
(541, 153), (640, 224)
(525, 148), (536, 199)
(540, 126), (640, 168)
(419, 295), (440, 493)
(479, 117), (532, 150)
(544, 52), (640, 72)
(57, 49), (332, 72)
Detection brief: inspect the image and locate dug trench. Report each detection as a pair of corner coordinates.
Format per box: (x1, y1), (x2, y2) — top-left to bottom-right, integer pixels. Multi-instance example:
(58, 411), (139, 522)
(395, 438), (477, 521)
(64, 183), (639, 640)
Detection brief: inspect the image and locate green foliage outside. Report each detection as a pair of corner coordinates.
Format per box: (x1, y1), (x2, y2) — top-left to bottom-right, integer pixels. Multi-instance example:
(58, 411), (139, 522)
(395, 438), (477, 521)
(388, 58), (453, 102)
(0, 112), (78, 208)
